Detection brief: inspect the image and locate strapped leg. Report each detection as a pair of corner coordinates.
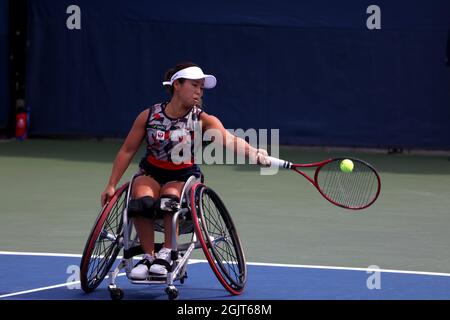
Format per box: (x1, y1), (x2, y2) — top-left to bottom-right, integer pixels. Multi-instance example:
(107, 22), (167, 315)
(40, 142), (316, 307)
(128, 196), (156, 219)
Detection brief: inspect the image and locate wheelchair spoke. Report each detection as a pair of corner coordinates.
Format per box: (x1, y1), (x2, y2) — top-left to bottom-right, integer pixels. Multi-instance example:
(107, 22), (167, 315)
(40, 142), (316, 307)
(204, 196), (225, 232)
(88, 239), (115, 281)
(213, 240), (241, 280)
(212, 247), (233, 272)
(195, 185), (247, 292)
(80, 182), (128, 292)
(202, 197), (226, 238)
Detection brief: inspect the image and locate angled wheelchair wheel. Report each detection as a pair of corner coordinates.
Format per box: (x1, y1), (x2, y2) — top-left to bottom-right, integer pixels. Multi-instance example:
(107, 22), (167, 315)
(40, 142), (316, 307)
(80, 182), (128, 293)
(190, 183), (247, 295)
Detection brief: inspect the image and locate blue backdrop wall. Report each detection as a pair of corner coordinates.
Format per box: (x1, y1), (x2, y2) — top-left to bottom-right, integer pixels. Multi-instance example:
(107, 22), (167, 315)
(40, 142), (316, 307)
(0, 0), (9, 129)
(26, 0), (450, 148)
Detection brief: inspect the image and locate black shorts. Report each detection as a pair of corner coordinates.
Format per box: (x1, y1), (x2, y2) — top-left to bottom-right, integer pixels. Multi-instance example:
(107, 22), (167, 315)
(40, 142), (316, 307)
(139, 159), (204, 185)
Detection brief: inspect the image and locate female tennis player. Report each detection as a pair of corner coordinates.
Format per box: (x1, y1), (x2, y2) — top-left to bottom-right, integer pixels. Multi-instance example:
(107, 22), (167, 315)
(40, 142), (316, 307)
(100, 62), (270, 279)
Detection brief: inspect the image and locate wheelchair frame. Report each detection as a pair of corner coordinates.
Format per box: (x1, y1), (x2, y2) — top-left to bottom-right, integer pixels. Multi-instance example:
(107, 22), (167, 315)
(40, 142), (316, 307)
(80, 173), (247, 300)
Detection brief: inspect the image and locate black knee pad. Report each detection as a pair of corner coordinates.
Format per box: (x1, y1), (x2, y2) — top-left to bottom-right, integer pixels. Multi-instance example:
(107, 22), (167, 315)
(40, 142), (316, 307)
(128, 196), (156, 219)
(155, 194), (180, 219)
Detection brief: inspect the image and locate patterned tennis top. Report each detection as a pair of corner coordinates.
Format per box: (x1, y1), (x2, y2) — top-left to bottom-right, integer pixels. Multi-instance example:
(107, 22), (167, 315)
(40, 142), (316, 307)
(141, 102), (203, 170)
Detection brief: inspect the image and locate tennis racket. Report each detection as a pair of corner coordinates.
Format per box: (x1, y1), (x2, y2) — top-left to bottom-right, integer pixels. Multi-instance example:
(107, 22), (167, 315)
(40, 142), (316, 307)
(267, 156), (381, 210)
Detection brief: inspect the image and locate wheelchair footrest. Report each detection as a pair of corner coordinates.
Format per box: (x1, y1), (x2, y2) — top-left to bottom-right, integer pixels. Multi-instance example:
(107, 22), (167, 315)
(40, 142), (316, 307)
(130, 279), (167, 285)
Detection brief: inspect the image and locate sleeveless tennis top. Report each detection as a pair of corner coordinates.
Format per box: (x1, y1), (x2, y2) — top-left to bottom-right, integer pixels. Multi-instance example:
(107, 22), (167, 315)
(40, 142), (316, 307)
(141, 102), (203, 170)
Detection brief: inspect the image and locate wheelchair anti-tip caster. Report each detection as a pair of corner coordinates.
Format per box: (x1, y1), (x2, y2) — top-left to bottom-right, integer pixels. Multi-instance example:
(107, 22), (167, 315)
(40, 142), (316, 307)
(108, 287), (124, 300)
(165, 286), (179, 300)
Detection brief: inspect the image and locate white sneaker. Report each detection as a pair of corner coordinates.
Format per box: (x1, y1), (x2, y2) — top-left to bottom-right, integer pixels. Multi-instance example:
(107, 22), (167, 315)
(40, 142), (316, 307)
(149, 247), (172, 277)
(130, 255), (154, 280)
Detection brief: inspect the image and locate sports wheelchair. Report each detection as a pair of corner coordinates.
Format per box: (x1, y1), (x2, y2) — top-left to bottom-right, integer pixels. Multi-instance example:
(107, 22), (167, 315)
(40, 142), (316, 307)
(79, 174), (247, 300)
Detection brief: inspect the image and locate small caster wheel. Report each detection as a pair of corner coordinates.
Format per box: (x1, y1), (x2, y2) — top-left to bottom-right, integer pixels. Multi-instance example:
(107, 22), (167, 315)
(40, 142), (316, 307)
(165, 286), (179, 300)
(180, 272), (188, 284)
(109, 287), (124, 300)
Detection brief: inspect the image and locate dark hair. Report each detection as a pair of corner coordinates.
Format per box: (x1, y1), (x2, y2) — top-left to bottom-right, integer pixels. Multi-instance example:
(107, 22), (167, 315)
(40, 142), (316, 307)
(163, 62), (199, 96)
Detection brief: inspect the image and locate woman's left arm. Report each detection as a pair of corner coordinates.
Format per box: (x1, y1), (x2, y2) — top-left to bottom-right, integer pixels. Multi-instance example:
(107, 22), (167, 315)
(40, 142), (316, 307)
(199, 112), (270, 165)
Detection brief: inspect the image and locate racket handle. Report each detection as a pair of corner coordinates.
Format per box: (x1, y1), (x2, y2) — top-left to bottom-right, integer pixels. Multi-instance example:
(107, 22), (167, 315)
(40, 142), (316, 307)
(266, 156), (293, 169)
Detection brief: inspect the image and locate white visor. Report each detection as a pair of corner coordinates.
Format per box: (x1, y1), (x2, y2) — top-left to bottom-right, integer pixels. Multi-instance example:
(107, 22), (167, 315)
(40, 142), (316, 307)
(162, 66), (217, 89)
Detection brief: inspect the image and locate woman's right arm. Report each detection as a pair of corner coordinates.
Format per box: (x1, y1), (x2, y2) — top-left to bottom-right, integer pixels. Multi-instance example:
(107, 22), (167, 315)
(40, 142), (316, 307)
(101, 109), (149, 205)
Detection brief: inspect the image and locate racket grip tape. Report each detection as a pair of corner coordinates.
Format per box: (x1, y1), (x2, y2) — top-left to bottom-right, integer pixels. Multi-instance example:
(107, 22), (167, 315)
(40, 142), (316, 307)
(266, 156), (292, 169)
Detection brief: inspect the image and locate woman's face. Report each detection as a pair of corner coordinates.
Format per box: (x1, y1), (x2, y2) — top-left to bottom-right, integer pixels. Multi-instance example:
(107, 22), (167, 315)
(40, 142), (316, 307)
(175, 79), (204, 107)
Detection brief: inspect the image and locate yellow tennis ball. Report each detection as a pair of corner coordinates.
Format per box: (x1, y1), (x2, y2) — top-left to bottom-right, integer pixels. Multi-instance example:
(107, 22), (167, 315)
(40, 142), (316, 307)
(340, 159), (354, 173)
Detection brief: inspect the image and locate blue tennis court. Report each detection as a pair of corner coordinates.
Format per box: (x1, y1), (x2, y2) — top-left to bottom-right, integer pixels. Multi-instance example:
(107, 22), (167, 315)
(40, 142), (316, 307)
(2, 252), (450, 300)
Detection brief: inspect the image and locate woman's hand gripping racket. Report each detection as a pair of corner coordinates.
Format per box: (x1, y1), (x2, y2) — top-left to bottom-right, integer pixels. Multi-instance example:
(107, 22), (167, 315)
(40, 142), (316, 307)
(266, 156), (381, 210)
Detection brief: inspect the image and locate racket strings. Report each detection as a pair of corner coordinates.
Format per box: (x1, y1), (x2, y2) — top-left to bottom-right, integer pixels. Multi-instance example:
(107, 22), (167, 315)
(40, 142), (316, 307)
(318, 160), (379, 209)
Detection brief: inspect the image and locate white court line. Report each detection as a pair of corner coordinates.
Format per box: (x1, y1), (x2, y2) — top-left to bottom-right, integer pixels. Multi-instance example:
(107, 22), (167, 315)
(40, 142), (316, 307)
(0, 251), (82, 258)
(245, 261), (450, 277)
(1, 250), (450, 299)
(0, 273), (126, 299)
(0, 251), (204, 299)
(1, 250), (450, 277)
